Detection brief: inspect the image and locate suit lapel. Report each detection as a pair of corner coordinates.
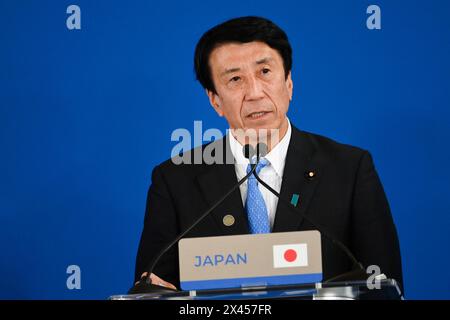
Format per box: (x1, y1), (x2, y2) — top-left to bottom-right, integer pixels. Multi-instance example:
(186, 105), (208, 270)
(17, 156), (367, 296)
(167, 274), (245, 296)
(195, 137), (249, 235)
(272, 127), (321, 232)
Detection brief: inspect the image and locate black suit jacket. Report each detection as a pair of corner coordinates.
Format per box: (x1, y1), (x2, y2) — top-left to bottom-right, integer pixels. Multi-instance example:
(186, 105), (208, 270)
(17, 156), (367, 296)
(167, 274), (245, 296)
(134, 126), (403, 291)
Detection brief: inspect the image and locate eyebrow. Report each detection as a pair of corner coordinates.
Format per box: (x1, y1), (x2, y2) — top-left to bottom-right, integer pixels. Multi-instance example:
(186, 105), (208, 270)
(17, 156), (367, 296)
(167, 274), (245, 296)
(255, 57), (274, 65)
(221, 67), (241, 76)
(220, 57), (274, 77)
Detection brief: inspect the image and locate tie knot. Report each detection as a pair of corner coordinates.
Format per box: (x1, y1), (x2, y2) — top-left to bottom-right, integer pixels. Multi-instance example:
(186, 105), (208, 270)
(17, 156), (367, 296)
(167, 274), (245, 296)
(247, 158), (269, 175)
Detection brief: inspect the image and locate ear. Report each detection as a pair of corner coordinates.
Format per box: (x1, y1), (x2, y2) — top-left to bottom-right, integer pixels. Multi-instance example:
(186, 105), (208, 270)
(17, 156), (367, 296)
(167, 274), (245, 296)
(286, 71), (293, 101)
(206, 89), (224, 117)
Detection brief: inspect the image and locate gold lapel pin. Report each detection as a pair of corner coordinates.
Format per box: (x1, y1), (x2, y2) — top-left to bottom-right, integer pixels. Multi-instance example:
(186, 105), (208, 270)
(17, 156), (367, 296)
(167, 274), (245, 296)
(305, 170), (316, 180)
(223, 214), (235, 227)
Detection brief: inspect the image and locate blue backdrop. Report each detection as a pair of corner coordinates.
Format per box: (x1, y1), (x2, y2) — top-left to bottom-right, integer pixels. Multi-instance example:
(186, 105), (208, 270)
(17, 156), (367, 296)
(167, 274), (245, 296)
(1, 0), (449, 299)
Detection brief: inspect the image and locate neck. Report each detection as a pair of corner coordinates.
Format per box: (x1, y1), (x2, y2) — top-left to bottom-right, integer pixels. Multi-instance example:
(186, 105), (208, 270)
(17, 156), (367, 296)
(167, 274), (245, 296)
(231, 118), (289, 152)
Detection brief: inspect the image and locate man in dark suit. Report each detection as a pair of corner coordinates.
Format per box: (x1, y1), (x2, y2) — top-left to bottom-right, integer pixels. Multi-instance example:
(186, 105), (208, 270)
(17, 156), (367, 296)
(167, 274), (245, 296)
(133, 16), (403, 291)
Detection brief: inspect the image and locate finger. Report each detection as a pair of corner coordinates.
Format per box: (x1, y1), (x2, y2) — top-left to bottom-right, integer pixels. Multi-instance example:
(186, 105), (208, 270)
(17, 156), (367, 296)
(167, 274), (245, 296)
(150, 273), (177, 290)
(134, 272), (149, 285)
(159, 280), (177, 290)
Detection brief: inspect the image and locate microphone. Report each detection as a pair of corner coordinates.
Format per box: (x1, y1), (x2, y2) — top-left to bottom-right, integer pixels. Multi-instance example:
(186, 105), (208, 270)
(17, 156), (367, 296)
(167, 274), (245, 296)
(128, 143), (264, 294)
(247, 147), (366, 282)
(243, 142), (268, 162)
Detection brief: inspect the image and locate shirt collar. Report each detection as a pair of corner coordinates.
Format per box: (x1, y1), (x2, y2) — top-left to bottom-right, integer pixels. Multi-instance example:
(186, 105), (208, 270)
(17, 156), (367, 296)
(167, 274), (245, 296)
(228, 118), (292, 178)
(264, 119), (291, 178)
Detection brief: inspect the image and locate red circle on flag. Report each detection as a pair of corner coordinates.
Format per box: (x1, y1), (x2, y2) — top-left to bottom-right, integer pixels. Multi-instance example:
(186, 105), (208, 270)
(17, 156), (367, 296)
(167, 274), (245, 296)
(284, 249), (297, 262)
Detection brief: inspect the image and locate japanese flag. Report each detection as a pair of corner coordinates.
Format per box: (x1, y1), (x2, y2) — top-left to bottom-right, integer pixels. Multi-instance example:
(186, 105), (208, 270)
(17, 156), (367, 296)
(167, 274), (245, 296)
(273, 243), (308, 268)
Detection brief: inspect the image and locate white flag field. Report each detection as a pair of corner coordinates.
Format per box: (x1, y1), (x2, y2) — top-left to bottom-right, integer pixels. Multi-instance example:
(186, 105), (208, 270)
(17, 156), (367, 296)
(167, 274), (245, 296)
(273, 243), (309, 268)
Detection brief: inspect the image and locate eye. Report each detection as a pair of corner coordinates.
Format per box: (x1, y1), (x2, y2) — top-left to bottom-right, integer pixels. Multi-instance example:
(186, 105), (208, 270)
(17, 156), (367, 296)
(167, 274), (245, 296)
(230, 76), (241, 82)
(262, 68), (271, 75)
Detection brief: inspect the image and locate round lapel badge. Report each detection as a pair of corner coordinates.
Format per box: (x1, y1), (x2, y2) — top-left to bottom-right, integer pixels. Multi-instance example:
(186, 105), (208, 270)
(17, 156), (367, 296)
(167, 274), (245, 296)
(223, 214), (235, 227)
(305, 170), (316, 180)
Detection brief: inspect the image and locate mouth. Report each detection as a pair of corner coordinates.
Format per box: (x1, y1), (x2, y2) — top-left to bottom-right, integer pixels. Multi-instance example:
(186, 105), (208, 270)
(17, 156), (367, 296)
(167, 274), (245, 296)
(246, 111), (272, 120)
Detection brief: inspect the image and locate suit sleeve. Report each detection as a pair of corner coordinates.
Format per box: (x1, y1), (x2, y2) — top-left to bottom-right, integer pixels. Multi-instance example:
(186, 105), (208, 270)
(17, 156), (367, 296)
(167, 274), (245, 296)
(134, 164), (180, 287)
(351, 151), (404, 292)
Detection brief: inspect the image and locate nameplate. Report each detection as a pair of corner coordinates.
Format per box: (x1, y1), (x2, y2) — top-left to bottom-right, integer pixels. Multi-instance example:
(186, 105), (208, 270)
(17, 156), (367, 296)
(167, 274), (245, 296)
(178, 230), (322, 290)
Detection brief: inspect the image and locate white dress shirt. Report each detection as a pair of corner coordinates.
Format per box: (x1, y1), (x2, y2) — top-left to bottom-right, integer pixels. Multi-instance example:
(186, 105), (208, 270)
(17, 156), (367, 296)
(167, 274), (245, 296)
(228, 119), (292, 230)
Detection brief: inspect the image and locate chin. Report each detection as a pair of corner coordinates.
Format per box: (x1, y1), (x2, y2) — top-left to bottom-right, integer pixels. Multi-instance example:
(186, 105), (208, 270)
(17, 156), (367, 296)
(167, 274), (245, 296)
(249, 120), (281, 131)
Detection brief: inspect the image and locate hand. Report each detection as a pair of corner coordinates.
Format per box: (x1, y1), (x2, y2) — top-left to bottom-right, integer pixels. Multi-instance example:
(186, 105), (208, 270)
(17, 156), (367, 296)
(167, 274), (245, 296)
(137, 272), (177, 290)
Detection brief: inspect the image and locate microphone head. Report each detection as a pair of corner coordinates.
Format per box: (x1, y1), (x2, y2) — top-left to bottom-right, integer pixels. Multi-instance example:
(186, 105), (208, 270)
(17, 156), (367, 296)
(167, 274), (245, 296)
(243, 144), (255, 159)
(256, 142), (268, 158)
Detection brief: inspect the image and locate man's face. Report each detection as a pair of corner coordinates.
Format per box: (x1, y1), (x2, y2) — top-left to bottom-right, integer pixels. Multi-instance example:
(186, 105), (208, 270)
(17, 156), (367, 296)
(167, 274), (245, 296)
(207, 41), (293, 139)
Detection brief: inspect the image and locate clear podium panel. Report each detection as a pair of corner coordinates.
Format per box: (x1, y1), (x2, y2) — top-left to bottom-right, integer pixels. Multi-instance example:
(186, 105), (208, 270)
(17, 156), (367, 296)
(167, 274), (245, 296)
(110, 279), (403, 300)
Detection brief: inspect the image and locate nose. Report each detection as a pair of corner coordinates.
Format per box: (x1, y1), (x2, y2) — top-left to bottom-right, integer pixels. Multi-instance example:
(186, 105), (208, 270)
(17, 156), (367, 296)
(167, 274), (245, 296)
(244, 75), (265, 101)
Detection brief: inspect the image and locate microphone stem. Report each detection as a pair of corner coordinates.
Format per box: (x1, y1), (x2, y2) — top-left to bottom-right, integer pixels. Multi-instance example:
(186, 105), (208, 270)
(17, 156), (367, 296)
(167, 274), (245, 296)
(143, 160), (261, 284)
(252, 171), (364, 271)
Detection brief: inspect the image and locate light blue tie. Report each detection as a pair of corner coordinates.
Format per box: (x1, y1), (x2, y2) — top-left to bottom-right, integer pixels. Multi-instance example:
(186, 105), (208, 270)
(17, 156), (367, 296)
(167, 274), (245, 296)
(246, 158), (270, 234)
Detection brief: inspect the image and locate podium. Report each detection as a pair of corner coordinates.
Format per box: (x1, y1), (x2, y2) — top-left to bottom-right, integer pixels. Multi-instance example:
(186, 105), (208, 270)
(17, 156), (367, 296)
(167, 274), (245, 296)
(110, 279), (403, 300)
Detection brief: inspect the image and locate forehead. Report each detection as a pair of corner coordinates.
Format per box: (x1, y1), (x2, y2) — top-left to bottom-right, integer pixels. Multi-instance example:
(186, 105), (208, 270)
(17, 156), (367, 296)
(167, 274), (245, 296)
(209, 41), (282, 71)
